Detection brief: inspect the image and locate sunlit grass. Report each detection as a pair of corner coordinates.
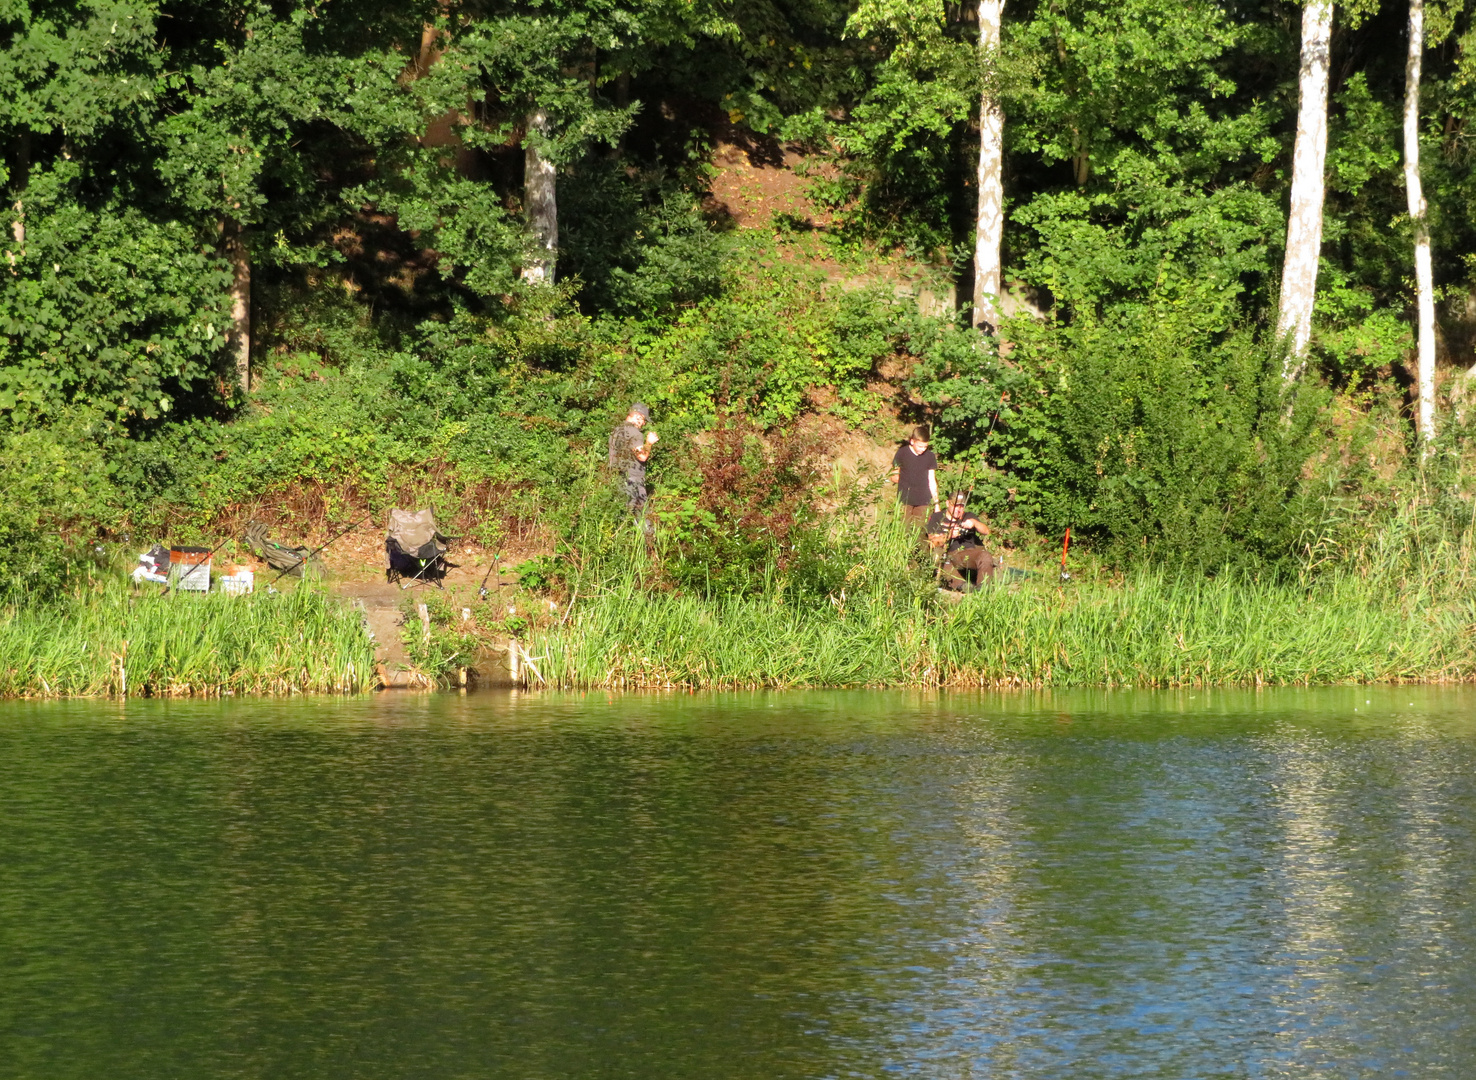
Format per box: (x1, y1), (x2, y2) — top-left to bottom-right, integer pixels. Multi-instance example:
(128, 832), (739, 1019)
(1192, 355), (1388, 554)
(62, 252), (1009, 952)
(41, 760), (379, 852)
(527, 569), (1476, 689)
(527, 502), (1476, 690)
(0, 581), (375, 698)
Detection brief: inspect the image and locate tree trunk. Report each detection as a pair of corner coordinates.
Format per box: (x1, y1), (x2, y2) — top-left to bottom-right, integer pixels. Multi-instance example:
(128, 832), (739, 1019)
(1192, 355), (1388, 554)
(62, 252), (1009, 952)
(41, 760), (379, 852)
(521, 108), (558, 284)
(612, 72), (631, 158)
(1277, 0), (1333, 378)
(1405, 0), (1436, 449)
(11, 131), (29, 254)
(224, 219), (250, 396)
(416, 21), (440, 77)
(972, 0), (1006, 332)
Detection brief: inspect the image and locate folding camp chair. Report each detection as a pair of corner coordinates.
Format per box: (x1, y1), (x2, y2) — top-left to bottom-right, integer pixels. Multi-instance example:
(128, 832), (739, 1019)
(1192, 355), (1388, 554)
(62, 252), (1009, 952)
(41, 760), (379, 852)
(385, 507), (452, 586)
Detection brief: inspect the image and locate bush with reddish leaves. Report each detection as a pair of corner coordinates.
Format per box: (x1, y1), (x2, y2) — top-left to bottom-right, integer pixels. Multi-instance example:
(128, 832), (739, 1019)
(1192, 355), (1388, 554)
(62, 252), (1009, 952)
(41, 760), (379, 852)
(657, 416), (835, 596)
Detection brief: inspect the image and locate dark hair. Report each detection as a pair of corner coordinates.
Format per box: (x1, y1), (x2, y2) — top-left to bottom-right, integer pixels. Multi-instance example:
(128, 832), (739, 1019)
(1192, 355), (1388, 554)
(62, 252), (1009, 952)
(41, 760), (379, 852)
(911, 424), (931, 442)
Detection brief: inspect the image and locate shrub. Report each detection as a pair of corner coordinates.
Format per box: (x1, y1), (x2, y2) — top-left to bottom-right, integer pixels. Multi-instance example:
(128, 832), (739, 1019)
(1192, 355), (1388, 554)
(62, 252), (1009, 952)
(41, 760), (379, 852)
(911, 311), (1327, 568)
(559, 161), (730, 317)
(657, 416), (829, 597)
(0, 420), (118, 599)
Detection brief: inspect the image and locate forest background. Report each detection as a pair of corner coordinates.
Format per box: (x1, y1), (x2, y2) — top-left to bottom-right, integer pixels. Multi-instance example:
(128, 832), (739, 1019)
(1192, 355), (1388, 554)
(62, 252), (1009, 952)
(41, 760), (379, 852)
(4, 0), (1476, 603)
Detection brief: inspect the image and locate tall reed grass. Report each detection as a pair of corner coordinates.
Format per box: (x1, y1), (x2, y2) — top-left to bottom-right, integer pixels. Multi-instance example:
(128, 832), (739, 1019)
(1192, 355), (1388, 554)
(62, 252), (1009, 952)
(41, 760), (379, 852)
(527, 571), (1476, 689)
(524, 498), (1476, 689)
(0, 582), (375, 698)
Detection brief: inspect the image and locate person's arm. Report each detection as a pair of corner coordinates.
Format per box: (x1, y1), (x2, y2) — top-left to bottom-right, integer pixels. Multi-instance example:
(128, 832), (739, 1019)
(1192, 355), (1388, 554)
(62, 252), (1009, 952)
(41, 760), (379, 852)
(927, 469), (939, 509)
(963, 515), (990, 536)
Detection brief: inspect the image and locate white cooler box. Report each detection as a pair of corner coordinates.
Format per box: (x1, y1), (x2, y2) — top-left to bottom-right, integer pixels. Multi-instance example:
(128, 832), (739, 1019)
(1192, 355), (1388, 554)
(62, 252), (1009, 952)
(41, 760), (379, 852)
(168, 547), (211, 592)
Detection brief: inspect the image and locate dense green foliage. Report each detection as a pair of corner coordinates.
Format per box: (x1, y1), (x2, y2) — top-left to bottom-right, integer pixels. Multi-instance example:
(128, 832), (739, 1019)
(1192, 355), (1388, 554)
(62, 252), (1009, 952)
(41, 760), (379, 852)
(4, 0), (1476, 601)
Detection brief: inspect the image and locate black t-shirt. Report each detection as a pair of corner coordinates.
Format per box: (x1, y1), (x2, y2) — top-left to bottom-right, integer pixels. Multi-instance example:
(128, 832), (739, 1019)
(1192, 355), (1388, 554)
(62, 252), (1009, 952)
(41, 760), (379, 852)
(893, 444), (937, 507)
(926, 508), (984, 552)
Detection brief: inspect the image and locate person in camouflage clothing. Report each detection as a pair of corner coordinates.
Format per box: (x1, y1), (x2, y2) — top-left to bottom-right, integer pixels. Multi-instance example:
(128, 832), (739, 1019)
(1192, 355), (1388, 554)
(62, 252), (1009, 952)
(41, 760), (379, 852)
(608, 402), (658, 516)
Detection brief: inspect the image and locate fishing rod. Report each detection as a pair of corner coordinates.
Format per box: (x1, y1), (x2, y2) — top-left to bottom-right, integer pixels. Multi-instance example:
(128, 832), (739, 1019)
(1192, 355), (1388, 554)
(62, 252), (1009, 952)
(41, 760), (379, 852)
(163, 533), (235, 595)
(940, 390), (1007, 549)
(934, 478), (980, 565)
(477, 551), (502, 600)
(936, 391), (1003, 552)
(164, 497), (268, 594)
(983, 391), (1007, 442)
(267, 510), (377, 588)
(977, 390), (1008, 467)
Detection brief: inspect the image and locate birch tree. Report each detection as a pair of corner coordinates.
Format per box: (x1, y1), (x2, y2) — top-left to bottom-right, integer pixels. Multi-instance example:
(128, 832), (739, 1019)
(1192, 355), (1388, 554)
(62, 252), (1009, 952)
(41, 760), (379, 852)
(522, 109), (559, 284)
(973, 0), (1006, 332)
(224, 220), (251, 395)
(1405, 0), (1436, 447)
(1277, 0), (1333, 378)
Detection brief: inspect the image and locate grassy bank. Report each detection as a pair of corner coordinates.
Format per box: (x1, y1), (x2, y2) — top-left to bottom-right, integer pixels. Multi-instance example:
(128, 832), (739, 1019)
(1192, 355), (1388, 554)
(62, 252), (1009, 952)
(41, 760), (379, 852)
(0, 583), (375, 699)
(525, 569), (1476, 689)
(514, 497), (1476, 690)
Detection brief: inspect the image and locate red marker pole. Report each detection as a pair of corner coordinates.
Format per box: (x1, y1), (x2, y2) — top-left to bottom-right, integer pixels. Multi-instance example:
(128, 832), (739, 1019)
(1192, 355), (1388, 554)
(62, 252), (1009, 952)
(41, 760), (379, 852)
(1060, 527), (1071, 580)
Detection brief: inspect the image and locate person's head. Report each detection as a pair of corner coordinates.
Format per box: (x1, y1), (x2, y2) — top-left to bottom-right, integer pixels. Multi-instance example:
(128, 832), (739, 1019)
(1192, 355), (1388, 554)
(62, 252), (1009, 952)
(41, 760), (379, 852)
(947, 491), (968, 519)
(626, 402), (651, 428)
(908, 424), (931, 451)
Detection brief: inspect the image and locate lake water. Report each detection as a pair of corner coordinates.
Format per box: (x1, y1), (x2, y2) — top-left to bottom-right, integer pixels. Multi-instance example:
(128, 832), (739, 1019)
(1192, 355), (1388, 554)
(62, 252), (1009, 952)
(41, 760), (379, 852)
(1, 688), (1474, 1078)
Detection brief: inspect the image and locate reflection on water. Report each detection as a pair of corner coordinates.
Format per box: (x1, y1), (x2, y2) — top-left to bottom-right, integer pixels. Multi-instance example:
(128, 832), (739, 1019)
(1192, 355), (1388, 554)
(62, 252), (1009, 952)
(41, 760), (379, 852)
(1, 688), (1474, 1078)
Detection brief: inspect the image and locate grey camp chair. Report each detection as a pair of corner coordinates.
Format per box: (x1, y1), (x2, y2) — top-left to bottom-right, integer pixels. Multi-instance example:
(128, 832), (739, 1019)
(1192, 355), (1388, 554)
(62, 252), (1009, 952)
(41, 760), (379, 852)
(385, 507), (452, 585)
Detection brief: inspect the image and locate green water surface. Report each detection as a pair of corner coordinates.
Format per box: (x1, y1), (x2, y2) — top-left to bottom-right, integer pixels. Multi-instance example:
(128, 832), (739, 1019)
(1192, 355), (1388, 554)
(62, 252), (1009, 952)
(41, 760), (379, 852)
(1, 688), (1474, 1078)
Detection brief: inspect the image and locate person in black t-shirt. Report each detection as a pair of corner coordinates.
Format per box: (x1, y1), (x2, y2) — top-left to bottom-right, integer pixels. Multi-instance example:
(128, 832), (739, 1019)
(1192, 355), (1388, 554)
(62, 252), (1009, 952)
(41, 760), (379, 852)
(926, 491), (998, 592)
(889, 425), (939, 525)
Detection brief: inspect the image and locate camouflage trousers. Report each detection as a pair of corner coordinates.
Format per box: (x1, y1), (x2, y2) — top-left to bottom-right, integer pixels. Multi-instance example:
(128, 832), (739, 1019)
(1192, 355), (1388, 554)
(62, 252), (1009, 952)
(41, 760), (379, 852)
(624, 477), (648, 516)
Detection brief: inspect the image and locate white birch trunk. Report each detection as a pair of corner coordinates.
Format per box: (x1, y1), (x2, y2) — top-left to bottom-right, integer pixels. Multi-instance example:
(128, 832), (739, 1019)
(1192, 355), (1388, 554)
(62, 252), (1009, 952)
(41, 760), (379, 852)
(225, 219), (250, 395)
(1277, 0), (1333, 378)
(1405, 0), (1436, 448)
(973, 0), (1006, 331)
(521, 108), (558, 284)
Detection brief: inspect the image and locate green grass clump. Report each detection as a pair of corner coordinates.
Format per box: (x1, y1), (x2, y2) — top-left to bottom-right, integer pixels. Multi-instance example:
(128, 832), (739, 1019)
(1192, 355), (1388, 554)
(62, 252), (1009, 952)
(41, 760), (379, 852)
(526, 568), (1476, 689)
(522, 497), (1476, 691)
(0, 582), (375, 698)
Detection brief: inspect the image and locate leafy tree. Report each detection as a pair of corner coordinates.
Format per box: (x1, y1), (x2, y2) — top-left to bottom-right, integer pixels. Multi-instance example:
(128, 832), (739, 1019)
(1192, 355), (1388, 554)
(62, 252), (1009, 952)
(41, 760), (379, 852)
(1005, 0), (1283, 331)
(0, 1), (228, 425)
(429, 0), (733, 284)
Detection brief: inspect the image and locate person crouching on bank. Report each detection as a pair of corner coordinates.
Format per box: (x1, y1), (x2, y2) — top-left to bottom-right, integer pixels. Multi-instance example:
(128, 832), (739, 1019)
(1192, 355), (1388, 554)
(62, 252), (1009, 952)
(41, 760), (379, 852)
(926, 491), (998, 592)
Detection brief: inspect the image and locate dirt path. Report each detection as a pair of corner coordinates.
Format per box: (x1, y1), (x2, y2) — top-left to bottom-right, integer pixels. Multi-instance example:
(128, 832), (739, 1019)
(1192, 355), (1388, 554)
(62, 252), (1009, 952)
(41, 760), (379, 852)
(328, 551), (524, 689)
